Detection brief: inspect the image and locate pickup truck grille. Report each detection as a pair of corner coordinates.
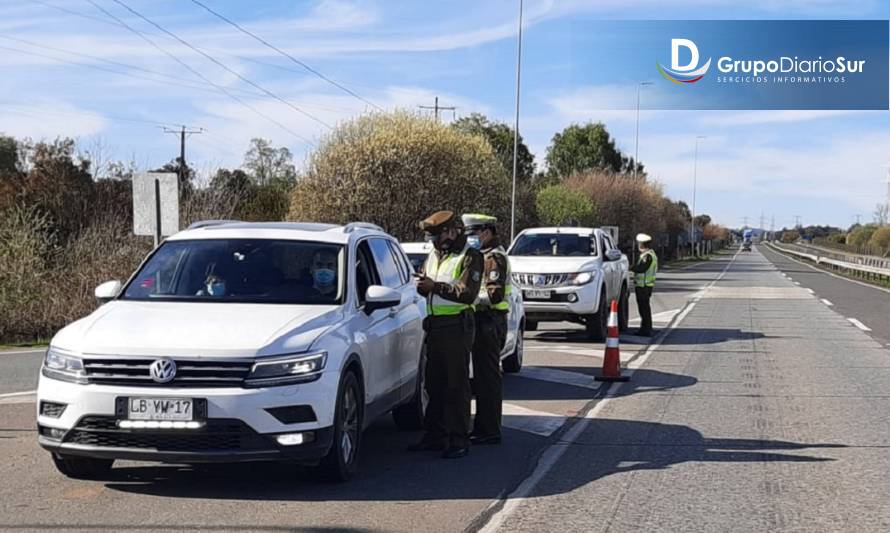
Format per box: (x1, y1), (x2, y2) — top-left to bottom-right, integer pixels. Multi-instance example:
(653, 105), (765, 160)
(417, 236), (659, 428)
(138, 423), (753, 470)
(82, 358), (252, 388)
(513, 273), (571, 288)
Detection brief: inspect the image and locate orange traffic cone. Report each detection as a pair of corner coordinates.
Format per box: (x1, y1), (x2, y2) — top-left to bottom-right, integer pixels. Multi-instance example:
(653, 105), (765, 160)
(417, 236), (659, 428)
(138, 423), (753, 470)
(595, 299), (629, 382)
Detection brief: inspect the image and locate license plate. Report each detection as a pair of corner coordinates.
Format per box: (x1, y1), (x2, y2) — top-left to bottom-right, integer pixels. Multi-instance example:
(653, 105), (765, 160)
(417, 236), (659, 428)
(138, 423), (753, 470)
(525, 289), (552, 300)
(128, 397), (193, 421)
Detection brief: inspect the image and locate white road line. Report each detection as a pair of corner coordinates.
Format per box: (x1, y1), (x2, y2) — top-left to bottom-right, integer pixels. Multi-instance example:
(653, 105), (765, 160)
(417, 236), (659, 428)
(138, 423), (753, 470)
(821, 298), (834, 306)
(847, 318), (872, 332)
(766, 243), (890, 296)
(793, 281), (801, 285)
(806, 288), (815, 294)
(478, 248), (742, 533)
(501, 403), (568, 438)
(517, 366), (600, 390)
(0, 390), (37, 399)
(0, 348), (45, 356)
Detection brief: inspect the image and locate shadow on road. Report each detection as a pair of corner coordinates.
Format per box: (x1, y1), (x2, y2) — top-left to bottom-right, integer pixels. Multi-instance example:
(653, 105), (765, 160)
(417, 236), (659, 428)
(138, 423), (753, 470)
(96, 417), (841, 503)
(505, 368), (697, 401)
(530, 328), (765, 346)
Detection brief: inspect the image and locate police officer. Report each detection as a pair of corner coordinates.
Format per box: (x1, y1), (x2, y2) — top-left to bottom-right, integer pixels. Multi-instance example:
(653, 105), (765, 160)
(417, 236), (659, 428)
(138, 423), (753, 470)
(462, 213), (511, 445)
(411, 210), (484, 459)
(631, 233), (658, 336)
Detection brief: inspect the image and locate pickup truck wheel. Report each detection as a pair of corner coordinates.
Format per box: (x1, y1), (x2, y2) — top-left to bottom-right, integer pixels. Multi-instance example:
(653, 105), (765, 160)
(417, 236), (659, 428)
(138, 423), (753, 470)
(316, 370), (362, 482)
(618, 286), (630, 332)
(51, 454), (114, 480)
(502, 325), (524, 374)
(393, 347), (427, 430)
(585, 292), (608, 341)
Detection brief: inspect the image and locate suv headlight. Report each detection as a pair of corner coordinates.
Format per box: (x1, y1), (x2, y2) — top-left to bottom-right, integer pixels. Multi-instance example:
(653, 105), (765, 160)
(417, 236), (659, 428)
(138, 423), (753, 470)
(569, 271), (595, 286)
(42, 348), (87, 384)
(245, 352), (327, 387)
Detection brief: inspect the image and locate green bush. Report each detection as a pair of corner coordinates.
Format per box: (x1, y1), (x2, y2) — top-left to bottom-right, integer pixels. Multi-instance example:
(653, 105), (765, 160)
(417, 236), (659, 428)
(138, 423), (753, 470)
(867, 226), (890, 252)
(847, 225), (877, 248)
(535, 184), (595, 227)
(288, 111), (510, 240)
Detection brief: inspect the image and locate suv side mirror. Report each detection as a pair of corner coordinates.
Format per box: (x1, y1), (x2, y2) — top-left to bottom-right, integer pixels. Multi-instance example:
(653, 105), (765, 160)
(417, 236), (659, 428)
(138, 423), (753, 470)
(95, 280), (122, 303)
(605, 249), (622, 262)
(364, 285), (401, 314)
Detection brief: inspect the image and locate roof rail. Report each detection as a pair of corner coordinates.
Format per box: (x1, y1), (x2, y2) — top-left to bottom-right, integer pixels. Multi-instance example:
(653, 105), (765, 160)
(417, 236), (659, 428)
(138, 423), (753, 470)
(187, 219), (242, 230)
(343, 222), (384, 233)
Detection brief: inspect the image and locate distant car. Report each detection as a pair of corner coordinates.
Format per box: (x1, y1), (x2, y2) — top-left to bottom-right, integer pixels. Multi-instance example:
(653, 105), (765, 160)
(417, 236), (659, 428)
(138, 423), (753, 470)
(38, 221), (428, 482)
(507, 227), (630, 340)
(400, 242), (525, 373)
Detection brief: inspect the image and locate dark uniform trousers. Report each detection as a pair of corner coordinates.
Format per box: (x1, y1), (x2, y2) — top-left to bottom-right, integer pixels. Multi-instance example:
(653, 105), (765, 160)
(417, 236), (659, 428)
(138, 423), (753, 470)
(471, 310), (507, 437)
(635, 286), (653, 333)
(423, 311), (475, 448)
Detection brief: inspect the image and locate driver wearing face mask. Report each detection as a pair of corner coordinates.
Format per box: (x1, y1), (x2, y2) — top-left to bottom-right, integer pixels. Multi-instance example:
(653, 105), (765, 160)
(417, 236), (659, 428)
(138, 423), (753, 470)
(309, 249), (339, 300)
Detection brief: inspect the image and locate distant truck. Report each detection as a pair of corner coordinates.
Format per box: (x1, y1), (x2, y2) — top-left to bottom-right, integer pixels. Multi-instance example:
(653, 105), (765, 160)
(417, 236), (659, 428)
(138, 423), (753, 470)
(507, 227), (630, 341)
(743, 229), (754, 251)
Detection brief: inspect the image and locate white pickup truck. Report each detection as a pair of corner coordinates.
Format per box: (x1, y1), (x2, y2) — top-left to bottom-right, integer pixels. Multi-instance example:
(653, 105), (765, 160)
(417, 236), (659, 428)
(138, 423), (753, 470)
(507, 227), (630, 340)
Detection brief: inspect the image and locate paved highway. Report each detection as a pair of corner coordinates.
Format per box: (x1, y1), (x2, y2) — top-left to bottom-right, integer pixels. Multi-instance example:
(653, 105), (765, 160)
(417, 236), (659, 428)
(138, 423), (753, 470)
(2, 247), (888, 532)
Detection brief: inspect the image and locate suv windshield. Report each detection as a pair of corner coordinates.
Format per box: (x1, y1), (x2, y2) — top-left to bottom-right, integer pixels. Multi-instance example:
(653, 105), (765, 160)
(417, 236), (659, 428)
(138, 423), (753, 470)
(509, 233), (595, 257)
(122, 239), (345, 304)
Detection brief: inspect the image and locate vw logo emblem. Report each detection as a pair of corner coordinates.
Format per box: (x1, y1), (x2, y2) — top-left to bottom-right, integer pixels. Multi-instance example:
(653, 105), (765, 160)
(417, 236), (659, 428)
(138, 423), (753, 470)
(149, 358), (177, 383)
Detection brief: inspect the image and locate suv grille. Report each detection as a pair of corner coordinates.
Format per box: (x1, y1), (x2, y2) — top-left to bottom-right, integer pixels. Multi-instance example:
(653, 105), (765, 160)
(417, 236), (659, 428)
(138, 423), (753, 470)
(82, 358), (252, 388)
(513, 273), (571, 288)
(64, 416), (270, 452)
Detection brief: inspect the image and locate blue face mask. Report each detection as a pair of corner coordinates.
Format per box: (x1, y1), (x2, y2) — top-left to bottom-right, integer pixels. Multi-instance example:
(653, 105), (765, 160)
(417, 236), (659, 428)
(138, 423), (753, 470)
(313, 268), (336, 287)
(467, 235), (482, 249)
(208, 281), (226, 296)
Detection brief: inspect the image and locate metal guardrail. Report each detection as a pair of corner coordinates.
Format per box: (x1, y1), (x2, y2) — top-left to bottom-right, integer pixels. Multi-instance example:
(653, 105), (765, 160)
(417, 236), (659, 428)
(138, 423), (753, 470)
(767, 242), (890, 278)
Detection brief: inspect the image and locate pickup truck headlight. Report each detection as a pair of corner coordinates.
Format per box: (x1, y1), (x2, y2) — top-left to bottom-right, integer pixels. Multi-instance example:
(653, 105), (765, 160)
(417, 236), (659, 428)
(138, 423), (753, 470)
(569, 271), (595, 286)
(245, 352), (327, 387)
(42, 348), (87, 384)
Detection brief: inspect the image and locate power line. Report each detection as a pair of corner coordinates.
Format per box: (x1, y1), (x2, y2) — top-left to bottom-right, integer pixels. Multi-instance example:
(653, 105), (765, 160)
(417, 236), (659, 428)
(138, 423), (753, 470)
(110, 0), (332, 130)
(86, 0), (312, 145)
(188, 0), (382, 112)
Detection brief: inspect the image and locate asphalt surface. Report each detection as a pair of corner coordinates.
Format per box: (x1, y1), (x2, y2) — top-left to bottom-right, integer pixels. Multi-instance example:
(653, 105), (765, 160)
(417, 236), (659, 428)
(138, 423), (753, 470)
(760, 243), (890, 347)
(3, 247), (888, 532)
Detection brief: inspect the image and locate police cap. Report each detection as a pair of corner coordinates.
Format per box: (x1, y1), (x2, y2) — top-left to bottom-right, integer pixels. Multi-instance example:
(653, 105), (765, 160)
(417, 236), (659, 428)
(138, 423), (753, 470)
(636, 233), (653, 243)
(419, 210), (459, 235)
(461, 213), (497, 230)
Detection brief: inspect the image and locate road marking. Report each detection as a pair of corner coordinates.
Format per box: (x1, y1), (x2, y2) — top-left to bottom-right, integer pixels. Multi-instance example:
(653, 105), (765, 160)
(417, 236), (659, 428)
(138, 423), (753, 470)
(0, 390), (37, 399)
(765, 243), (890, 296)
(629, 308), (681, 325)
(806, 288), (815, 294)
(0, 348), (44, 356)
(470, 400), (567, 438)
(477, 248), (742, 533)
(793, 281), (801, 285)
(517, 366), (600, 390)
(847, 318), (872, 332)
(501, 403), (568, 437)
(821, 298), (834, 306)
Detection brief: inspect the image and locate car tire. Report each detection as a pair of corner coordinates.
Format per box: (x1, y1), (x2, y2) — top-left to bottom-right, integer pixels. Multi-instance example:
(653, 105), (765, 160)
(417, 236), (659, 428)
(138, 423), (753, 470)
(51, 454), (114, 480)
(585, 291), (607, 341)
(393, 348), (427, 430)
(526, 320), (538, 332)
(618, 285), (630, 332)
(316, 370), (362, 482)
(502, 324), (524, 374)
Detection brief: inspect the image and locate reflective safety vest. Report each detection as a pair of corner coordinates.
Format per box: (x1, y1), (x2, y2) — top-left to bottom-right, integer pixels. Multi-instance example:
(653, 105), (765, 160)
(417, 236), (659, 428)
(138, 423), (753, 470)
(635, 249), (658, 288)
(478, 247), (513, 312)
(424, 244), (474, 316)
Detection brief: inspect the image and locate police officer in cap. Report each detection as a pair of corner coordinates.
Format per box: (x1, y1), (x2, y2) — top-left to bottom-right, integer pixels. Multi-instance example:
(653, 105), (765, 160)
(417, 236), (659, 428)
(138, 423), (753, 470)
(462, 213), (512, 445)
(411, 210), (484, 459)
(631, 233), (658, 336)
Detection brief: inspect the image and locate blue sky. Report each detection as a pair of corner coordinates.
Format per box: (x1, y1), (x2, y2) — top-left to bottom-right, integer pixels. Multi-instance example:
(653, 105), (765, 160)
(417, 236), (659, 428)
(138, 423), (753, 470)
(1, 0), (889, 229)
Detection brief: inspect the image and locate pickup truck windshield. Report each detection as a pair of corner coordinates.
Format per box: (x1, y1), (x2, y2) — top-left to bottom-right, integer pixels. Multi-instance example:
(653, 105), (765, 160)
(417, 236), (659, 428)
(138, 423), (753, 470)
(509, 234), (596, 257)
(122, 239), (345, 304)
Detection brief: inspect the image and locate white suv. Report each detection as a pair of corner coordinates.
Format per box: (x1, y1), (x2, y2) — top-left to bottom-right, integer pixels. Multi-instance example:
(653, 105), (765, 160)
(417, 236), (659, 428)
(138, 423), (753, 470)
(37, 221), (427, 482)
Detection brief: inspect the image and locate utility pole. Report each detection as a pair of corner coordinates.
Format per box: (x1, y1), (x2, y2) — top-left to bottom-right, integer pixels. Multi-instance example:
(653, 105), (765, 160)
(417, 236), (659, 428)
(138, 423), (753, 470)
(510, 0), (524, 242)
(854, 214), (862, 226)
(164, 125), (203, 186)
(794, 215), (802, 229)
(418, 96), (456, 122)
(770, 214), (775, 240)
(689, 136), (706, 245)
(742, 216), (748, 228)
(759, 211), (765, 231)
(633, 81), (653, 180)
